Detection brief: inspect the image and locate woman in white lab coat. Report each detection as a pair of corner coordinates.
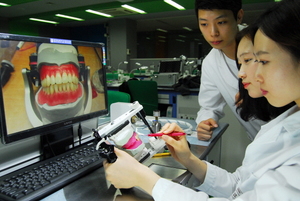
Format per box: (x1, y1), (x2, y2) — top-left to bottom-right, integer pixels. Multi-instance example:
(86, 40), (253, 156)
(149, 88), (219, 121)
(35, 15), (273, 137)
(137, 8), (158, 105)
(235, 25), (295, 122)
(104, 0), (300, 200)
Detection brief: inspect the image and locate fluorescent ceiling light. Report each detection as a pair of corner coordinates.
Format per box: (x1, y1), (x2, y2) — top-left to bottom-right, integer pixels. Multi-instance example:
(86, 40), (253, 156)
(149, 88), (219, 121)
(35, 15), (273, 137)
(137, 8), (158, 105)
(176, 39), (185, 42)
(29, 18), (59, 24)
(86, 9), (113, 17)
(55, 14), (84, 21)
(0, 2), (10, 6)
(157, 28), (167, 33)
(183, 27), (193, 31)
(158, 36), (166, 38)
(121, 4), (146, 14)
(164, 0), (185, 10)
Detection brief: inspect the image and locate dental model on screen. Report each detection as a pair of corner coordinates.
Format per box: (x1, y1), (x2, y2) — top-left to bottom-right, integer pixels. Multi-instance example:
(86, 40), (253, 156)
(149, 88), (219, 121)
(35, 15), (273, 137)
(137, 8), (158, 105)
(93, 101), (165, 163)
(22, 43), (92, 127)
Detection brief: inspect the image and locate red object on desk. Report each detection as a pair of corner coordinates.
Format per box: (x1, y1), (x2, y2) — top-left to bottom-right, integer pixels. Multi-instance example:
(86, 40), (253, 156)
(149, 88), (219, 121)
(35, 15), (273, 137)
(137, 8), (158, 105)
(148, 132), (186, 137)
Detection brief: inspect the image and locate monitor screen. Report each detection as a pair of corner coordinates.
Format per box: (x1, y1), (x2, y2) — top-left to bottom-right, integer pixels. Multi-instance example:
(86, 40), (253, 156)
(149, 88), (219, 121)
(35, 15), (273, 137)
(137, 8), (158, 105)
(159, 60), (182, 73)
(0, 33), (108, 144)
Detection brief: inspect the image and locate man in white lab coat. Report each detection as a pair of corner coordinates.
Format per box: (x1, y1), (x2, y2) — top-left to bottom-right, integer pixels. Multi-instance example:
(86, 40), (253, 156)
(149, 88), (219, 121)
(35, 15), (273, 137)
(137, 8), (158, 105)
(195, 0), (264, 141)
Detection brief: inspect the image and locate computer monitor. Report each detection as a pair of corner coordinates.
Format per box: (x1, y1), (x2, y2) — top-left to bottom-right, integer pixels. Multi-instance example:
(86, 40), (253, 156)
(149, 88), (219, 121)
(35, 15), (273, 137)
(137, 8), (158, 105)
(159, 60), (182, 73)
(0, 33), (108, 150)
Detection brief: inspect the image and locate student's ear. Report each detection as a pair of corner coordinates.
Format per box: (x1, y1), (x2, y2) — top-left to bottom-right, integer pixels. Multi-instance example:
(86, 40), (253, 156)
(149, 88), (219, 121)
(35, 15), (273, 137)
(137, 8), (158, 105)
(237, 9), (244, 24)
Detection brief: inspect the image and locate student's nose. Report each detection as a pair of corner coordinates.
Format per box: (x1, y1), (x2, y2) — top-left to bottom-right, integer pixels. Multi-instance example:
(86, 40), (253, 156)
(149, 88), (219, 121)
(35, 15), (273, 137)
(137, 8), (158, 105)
(210, 25), (219, 36)
(255, 66), (264, 83)
(238, 70), (246, 79)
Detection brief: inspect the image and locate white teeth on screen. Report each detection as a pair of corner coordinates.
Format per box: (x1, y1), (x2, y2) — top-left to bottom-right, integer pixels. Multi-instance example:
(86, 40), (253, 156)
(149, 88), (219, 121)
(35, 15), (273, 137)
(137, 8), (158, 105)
(41, 72), (79, 94)
(51, 75), (55, 85)
(43, 83), (78, 94)
(63, 84), (67, 91)
(42, 73), (78, 87)
(62, 72), (68, 84)
(56, 72), (62, 84)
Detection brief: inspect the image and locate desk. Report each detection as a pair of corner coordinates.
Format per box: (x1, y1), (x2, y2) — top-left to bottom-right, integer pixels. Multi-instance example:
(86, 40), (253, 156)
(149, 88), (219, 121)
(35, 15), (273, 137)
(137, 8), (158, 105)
(42, 121), (228, 201)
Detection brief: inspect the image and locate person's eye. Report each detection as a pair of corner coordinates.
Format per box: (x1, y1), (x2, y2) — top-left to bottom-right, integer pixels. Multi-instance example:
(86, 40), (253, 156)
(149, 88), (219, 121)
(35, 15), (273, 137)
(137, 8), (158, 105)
(259, 61), (268, 65)
(258, 60), (268, 65)
(244, 58), (253, 63)
(200, 23), (208, 27)
(218, 21), (227, 25)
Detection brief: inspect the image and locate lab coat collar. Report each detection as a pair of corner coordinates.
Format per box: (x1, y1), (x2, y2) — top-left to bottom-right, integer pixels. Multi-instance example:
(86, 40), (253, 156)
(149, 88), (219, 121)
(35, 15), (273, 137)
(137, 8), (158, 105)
(255, 105), (299, 140)
(282, 106), (300, 134)
(254, 106), (300, 177)
(215, 49), (239, 90)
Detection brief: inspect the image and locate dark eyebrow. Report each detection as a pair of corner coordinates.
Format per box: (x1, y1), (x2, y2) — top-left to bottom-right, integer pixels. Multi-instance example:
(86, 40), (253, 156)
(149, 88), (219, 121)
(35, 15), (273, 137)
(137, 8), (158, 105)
(199, 14), (228, 21)
(239, 52), (249, 58)
(239, 52), (255, 58)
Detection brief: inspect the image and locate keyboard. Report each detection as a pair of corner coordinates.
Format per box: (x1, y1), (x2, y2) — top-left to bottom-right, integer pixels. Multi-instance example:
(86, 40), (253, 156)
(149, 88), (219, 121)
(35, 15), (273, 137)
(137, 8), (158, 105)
(0, 141), (104, 201)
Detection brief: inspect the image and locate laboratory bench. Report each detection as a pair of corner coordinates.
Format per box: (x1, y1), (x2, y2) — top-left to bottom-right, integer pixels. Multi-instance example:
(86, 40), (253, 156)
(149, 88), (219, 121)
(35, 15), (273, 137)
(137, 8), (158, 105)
(107, 84), (200, 119)
(41, 119), (229, 201)
(157, 87), (199, 119)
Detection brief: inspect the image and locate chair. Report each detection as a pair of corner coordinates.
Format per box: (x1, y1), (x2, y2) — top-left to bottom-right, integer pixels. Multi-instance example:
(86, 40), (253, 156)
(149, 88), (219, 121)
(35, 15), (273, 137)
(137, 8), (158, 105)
(127, 80), (158, 116)
(107, 90), (131, 111)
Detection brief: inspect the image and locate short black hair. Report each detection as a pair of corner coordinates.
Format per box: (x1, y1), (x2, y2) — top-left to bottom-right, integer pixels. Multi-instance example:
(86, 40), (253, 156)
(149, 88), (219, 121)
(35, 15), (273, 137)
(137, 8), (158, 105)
(195, 0), (242, 20)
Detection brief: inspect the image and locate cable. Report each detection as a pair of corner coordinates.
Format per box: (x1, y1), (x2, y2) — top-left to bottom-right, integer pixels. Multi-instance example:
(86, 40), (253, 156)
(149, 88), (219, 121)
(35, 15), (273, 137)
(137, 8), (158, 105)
(78, 123), (82, 145)
(45, 134), (56, 158)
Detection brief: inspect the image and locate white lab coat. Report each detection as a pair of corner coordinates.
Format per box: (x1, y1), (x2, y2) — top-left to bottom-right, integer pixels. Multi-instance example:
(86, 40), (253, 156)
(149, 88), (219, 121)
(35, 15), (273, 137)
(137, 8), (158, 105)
(152, 105), (300, 201)
(196, 48), (264, 140)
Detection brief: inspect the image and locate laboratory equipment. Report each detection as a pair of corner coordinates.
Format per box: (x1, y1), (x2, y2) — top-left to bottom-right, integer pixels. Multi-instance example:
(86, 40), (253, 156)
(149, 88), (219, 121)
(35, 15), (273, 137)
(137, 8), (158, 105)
(93, 101), (165, 163)
(152, 60), (182, 87)
(151, 110), (162, 133)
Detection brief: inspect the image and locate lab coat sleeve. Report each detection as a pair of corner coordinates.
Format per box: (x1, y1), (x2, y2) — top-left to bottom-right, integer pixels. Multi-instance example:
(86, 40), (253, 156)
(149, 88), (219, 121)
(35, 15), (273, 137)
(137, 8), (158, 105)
(195, 56), (226, 125)
(234, 157), (300, 201)
(152, 177), (236, 201)
(152, 162), (241, 201)
(152, 178), (210, 201)
(196, 161), (241, 198)
(152, 161), (300, 201)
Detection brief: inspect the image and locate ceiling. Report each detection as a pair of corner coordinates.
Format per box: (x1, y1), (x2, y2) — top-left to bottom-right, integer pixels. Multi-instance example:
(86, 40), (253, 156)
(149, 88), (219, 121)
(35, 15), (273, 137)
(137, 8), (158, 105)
(0, 0), (276, 32)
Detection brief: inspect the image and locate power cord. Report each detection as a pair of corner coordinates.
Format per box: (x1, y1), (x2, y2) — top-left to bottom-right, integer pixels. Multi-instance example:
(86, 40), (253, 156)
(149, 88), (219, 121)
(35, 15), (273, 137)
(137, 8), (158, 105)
(78, 123), (82, 145)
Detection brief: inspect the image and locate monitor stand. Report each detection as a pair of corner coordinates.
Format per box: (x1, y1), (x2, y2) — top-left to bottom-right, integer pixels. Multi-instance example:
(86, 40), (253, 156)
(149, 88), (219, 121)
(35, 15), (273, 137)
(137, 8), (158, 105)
(40, 125), (74, 160)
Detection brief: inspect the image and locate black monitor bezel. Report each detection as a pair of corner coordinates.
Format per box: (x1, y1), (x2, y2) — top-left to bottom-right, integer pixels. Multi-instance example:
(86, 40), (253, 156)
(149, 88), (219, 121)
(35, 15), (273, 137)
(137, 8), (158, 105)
(0, 33), (108, 144)
(159, 60), (182, 73)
